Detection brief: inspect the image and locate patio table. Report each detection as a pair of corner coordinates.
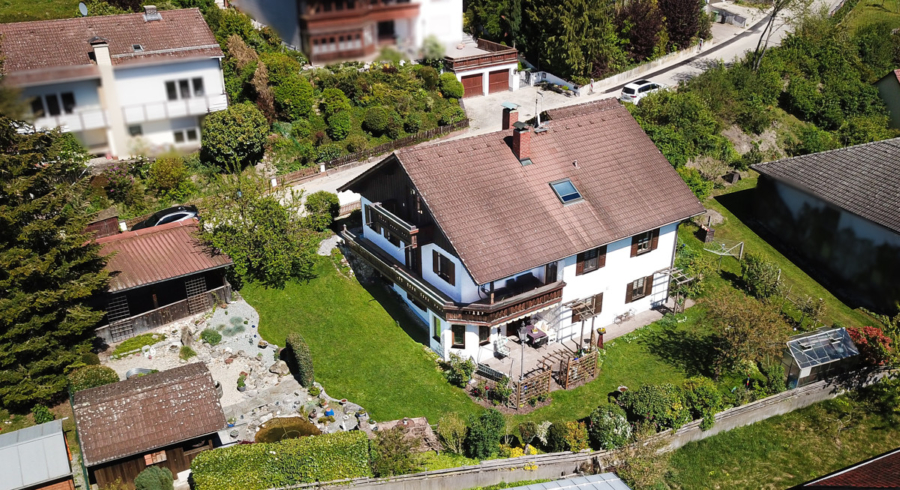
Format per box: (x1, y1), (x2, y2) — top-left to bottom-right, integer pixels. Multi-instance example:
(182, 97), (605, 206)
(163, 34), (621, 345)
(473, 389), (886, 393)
(527, 329), (548, 348)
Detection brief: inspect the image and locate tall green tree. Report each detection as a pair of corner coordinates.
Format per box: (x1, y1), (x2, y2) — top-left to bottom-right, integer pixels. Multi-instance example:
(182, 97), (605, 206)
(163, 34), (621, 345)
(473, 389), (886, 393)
(0, 122), (109, 410)
(198, 166), (317, 288)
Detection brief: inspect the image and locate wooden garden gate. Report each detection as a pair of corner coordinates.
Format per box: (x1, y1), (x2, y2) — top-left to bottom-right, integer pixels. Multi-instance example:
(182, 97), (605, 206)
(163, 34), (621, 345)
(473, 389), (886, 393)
(185, 276), (210, 315)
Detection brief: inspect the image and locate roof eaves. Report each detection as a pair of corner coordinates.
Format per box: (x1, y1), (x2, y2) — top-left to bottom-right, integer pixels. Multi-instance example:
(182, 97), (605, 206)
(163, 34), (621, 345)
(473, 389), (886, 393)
(337, 154), (397, 193)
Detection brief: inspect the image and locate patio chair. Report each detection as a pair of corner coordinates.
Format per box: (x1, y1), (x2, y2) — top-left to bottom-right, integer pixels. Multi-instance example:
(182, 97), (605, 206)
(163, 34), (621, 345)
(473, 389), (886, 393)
(495, 337), (511, 358)
(534, 320), (557, 344)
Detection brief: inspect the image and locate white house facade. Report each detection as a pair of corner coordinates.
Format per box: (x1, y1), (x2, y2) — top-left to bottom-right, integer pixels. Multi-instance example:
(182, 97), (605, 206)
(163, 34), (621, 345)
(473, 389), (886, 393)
(0, 7), (227, 158)
(340, 99), (704, 362)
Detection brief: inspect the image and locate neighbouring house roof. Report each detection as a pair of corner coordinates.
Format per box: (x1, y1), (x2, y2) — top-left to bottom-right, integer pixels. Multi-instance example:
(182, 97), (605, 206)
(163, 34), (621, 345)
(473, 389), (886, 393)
(507, 473), (632, 490)
(800, 447), (900, 488)
(786, 328), (859, 370)
(0, 8), (222, 86)
(752, 138), (900, 235)
(0, 420), (72, 490)
(72, 363), (226, 467)
(341, 99), (704, 285)
(96, 219), (232, 293)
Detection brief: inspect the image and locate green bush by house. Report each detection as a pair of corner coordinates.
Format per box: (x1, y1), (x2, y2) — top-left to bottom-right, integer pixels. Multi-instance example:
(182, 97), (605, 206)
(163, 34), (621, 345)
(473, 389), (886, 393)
(191, 431), (372, 489)
(68, 365), (119, 392)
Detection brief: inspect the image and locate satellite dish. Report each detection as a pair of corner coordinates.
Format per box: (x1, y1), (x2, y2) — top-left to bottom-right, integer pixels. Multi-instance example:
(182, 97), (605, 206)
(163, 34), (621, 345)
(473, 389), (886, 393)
(78, 2), (88, 16)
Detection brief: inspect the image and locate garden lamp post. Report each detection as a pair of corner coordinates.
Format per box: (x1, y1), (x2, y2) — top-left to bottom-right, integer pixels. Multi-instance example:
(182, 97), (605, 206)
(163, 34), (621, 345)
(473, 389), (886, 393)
(517, 325), (527, 382)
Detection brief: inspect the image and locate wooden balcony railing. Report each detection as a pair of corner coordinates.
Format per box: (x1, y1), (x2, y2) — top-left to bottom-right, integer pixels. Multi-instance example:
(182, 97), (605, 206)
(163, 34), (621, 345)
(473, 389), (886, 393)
(342, 228), (564, 326)
(367, 203), (418, 248)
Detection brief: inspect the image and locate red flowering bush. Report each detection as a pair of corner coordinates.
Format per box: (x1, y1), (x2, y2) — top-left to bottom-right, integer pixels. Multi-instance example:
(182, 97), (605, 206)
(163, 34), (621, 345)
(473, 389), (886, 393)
(847, 326), (893, 366)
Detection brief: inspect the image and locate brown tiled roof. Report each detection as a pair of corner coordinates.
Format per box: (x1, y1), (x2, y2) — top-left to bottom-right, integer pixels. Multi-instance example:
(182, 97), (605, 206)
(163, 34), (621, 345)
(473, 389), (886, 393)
(97, 219), (232, 293)
(0, 8), (222, 85)
(346, 99), (704, 284)
(802, 447), (900, 488)
(72, 363), (226, 467)
(752, 138), (900, 235)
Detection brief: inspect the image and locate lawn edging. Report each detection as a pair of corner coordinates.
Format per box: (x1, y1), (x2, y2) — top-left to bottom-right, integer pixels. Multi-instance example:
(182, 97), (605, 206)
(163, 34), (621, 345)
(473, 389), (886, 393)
(266, 369), (888, 490)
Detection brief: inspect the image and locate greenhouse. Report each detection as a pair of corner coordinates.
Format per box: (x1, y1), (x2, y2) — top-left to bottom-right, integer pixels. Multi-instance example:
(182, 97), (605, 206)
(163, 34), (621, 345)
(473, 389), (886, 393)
(783, 328), (859, 388)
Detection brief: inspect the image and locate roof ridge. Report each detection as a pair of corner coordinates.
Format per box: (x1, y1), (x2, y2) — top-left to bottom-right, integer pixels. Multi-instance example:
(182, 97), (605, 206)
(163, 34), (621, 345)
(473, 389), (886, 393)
(95, 218), (198, 244)
(0, 7), (200, 27)
(753, 136), (900, 168)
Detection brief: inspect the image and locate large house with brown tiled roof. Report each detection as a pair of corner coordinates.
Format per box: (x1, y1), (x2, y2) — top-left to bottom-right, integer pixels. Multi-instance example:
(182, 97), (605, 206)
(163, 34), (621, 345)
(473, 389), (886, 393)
(0, 7), (226, 158)
(72, 363), (226, 489)
(752, 138), (900, 313)
(338, 100), (704, 362)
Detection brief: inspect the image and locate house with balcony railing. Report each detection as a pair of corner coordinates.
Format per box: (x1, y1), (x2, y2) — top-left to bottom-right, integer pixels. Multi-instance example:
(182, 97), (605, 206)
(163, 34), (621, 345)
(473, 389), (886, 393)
(0, 7), (227, 158)
(445, 38), (520, 97)
(338, 99), (705, 362)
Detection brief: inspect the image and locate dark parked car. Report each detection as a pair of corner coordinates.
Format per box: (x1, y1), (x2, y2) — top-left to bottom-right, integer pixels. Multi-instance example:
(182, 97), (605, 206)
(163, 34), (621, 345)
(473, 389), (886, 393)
(131, 205), (199, 230)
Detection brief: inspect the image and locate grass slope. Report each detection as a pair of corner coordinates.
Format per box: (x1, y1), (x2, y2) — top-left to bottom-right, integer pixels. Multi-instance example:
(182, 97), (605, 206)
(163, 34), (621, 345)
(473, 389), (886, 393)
(244, 257), (479, 422)
(846, 0), (900, 33)
(665, 395), (900, 489)
(0, 0), (80, 23)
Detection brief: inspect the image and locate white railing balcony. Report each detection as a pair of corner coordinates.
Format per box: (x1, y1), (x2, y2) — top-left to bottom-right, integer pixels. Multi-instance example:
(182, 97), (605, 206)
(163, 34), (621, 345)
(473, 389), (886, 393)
(121, 93), (229, 125)
(33, 108), (109, 132)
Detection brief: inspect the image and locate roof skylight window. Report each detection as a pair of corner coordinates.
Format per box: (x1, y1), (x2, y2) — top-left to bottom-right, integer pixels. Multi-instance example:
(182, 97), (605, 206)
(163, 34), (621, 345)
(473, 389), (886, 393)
(133, 44), (144, 52)
(550, 179), (582, 204)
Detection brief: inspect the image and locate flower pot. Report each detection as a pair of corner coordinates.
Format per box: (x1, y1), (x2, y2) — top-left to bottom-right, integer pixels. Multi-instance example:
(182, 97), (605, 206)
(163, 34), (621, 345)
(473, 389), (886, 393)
(238, 386), (247, 392)
(340, 399), (348, 405)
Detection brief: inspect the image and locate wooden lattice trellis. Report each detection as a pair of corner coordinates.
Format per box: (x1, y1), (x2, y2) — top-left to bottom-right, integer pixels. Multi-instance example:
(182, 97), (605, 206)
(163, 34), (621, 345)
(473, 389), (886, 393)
(511, 368), (552, 408)
(564, 350), (598, 389)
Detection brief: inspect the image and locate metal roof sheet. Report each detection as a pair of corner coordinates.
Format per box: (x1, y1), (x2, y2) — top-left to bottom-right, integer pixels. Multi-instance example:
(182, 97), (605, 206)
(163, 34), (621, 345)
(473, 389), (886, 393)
(787, 328), (859, 369)
(508, 473), (632, 490)
(0, 420), (72, 490)
(97, 219), (232, 293)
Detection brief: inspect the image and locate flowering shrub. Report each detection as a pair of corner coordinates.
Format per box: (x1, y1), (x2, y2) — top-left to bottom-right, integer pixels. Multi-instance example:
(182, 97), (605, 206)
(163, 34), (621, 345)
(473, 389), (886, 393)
(588, 405), (631, 449)
(104, 166), (134, 198)
(619, 383), (691, 431)
(847, 326), (893, 366)
(563, 421), (589, 451)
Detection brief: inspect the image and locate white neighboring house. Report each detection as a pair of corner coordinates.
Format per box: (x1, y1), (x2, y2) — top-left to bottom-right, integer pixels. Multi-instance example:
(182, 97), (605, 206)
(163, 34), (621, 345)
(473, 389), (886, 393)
(0, 6), (227, 158)
(338, 99), (705, 362)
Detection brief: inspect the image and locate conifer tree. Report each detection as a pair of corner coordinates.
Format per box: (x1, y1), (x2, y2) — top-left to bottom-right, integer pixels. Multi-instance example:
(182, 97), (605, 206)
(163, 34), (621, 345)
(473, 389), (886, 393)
(0, 120), (109, 409)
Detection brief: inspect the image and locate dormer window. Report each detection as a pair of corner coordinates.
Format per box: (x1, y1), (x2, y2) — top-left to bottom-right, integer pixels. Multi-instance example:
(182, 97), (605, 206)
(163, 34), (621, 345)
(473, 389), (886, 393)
(550, 179), (582, 204)
(132, 44), (144, 52)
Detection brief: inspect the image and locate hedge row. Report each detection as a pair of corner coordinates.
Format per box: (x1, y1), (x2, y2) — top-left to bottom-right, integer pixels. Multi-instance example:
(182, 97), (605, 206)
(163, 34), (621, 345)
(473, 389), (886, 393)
(191, 431), (372, 489)
(286, 332), (314, 387)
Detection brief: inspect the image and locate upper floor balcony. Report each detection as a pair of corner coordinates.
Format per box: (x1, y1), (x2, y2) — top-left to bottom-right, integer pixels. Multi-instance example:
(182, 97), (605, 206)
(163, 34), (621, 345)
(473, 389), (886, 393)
(301, 0), (419, 27)
(366, 201), (419, 248)
(445, 39), (518, 72)
(341, 227), (564, 326)
(121, 93), (228, 125)
(33, 107), (109, 133)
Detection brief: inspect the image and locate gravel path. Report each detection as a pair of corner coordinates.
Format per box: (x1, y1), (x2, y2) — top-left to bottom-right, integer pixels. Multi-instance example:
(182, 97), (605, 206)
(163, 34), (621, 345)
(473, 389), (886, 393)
(317, 234), (342, 256)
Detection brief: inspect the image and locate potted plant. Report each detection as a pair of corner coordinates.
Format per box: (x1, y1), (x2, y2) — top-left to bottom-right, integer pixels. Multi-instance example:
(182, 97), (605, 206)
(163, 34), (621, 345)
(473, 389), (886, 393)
(318, 398), (327, 408)
(237, 374), (247, 392)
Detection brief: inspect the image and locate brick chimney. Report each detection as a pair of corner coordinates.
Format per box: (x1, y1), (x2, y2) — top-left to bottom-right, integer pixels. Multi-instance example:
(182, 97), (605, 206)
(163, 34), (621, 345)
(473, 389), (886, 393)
(502, 107), (518, 130)
(512, 122), (530, 161)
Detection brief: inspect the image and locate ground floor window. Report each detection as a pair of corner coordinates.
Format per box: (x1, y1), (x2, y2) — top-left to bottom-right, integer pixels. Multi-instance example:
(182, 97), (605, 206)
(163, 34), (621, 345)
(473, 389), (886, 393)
(452, 324), (465, 348)
(174, 128), (199, 144)
(479, 325), (490, 345)
(432, 316), (441, 342)
(128, 125), (142, 136)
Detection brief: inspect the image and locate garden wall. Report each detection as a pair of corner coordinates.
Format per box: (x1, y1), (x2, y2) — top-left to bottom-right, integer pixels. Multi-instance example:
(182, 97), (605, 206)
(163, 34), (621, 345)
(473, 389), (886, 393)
(272, 369), (887, 490)
(586, 41), (715, 94)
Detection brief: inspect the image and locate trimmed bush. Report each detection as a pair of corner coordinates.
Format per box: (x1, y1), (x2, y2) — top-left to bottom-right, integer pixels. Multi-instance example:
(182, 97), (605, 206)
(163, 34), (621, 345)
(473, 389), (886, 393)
(290, 119), (311, 140)
(443, 353), (475, 388)
(134, 466), (174, 490)
(619, 383), (691, 431)
(327, 110), (351, 141)
(148, 156), (188, 193)
(545, 422), (568, 452)
(286, 332), (314, 387)
(321, 88), (352, 118)
(345, 134), (368, 153)
(201, 328), (222, 346)
(364, 107), (390, 135)
(32, 404), (54, 424)
(439, 105), (466, 126)
(465, 409), (504, 459)
(81, 352), (101, 365)
(201, 103), (269, 170)
(440, 72), (465, 99)
(564, 421), (589, 451)
(68, 365), (119, 392)
(404, 113), (423, 134)
(191, 431), (372, 489)
(588, 405), (631, 450)
(316, 142), (343, 163)
(683, 376), (723, 430)
(304, 191), (340, 232)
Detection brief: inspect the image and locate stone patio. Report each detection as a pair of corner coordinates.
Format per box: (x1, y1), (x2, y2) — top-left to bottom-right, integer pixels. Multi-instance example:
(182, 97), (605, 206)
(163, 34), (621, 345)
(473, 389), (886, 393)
(478, 298), (695, 380)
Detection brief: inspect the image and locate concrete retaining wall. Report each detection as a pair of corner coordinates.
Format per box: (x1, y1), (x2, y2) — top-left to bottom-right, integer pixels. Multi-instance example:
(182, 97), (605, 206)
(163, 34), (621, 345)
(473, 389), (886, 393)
(273, 370), (885, 490)
(587, 41), (715, 94)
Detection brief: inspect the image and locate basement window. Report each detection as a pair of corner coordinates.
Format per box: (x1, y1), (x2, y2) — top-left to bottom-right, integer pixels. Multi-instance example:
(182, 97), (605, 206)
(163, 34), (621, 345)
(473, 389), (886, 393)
(550, 179), (583, 204)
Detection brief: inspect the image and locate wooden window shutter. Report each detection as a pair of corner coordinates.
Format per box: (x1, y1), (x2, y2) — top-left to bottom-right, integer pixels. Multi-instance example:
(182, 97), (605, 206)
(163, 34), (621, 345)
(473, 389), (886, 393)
(644, 275), (654, 296)
(595, 292), (603, 314)
(432, 250), (439, 274)
(650, 228), (660, 251)
(365, 205), (372, 226)
(575, 252), (586, 276)
(625, 281), (634, 303)
(630, 236), (640, 257)
(597, 246), (607, 268)
(447, 260), (456, 286)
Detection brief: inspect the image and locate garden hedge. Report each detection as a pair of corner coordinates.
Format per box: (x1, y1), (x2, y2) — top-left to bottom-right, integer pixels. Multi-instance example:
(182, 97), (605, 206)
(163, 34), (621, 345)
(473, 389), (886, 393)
(191, 432), (372, 489)
(68, 365), (119, 392)
(286, 332), (314, 387)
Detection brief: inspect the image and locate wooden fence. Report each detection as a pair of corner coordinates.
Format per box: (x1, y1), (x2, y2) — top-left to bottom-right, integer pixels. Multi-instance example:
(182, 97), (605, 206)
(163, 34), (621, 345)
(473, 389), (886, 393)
(511, 368), (552, 408)
(278, 118), (470, 187)
(564, 350), (598, 389)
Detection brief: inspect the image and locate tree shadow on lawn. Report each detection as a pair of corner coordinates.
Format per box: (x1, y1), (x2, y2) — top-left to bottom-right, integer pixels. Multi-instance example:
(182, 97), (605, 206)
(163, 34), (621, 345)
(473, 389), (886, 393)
(358, 278), (431, 347)
(641, 324), (719, 379)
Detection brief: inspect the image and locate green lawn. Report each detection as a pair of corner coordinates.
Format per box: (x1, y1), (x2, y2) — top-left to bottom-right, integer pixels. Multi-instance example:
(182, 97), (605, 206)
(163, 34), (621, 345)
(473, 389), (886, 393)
(244, 256), (480, 422)
(665, 392), (900, 489)
(845, 0), (900, 33)
(0, 0), (80, 23)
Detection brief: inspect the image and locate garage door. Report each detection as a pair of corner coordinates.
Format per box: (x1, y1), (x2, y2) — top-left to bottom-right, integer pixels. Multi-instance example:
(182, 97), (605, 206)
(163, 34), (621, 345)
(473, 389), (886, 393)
(461, 74), (482, 98)
(488, 69), (508, 94)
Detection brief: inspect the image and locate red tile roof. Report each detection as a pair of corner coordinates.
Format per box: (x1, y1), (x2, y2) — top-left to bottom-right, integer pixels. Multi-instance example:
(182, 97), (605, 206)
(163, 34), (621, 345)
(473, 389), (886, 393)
(344, 99), (704, 284)
(72, 363), (226, 467)
(802, 447), (900, 488)
(97, 219), (232, 293)
(0, 8), (222, 86)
